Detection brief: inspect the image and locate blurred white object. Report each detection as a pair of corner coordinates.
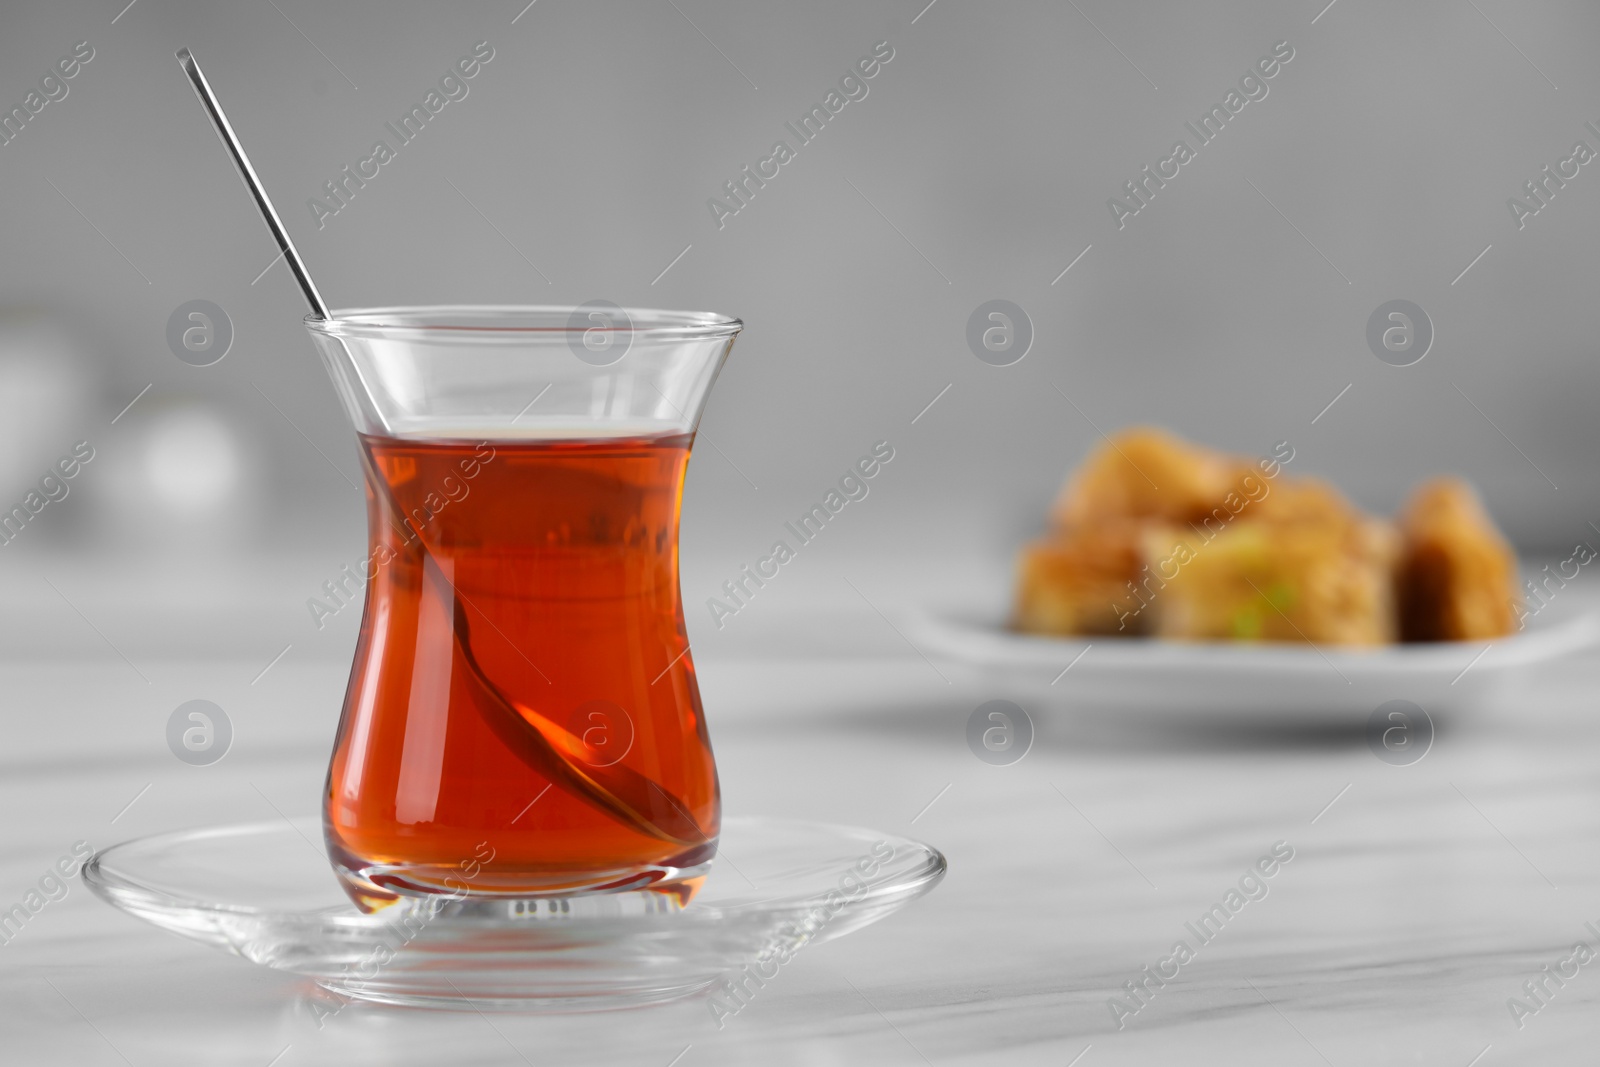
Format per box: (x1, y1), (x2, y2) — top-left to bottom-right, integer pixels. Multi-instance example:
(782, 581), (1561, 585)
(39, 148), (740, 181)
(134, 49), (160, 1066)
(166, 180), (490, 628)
(92, 400), (258, 552)
(141, 406), (242, 516)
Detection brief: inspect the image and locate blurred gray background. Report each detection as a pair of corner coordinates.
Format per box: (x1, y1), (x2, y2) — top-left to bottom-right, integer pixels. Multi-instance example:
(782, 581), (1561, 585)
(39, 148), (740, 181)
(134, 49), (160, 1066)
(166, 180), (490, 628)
(0, 0), (1595, 661)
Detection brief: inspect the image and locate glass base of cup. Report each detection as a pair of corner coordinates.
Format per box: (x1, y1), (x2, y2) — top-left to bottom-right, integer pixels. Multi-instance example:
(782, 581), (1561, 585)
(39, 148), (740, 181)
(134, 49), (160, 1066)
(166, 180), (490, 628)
(329, 844), (716, 914)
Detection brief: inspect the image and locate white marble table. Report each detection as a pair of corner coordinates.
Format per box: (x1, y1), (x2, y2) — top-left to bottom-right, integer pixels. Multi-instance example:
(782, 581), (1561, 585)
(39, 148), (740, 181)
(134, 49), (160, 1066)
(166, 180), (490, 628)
(4, 560), (1599, 1065)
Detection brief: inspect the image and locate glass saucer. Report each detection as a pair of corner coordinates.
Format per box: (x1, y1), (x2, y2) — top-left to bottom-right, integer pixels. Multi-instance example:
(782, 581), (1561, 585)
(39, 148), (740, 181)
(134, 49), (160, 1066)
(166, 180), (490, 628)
(84, 816), (946, 1011)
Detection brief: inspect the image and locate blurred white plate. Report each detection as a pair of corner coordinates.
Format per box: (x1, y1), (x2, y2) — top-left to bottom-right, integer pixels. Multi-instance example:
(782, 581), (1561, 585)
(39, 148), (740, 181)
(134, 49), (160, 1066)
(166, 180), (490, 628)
(907, 607), (1600, 716)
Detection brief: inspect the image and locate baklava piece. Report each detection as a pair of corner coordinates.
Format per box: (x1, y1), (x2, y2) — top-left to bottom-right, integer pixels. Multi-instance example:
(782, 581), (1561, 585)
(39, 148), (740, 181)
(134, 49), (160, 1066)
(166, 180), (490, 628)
(1051, 428), (1240, 528)
(1141, 518), (1398, 646)
(1395, 478), (1518, 641)
(1013, 521), (1146, 636)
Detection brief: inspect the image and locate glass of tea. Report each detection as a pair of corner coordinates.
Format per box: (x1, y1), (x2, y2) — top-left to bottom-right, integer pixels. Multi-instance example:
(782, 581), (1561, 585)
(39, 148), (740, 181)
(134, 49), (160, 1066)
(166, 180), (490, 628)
(304, 305), (741, 912)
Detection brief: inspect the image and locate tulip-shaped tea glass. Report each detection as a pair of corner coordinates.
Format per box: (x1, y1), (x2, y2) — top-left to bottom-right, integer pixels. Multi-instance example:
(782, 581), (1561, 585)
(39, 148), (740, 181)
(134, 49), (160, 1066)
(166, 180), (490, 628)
(305, 306), (740, 912)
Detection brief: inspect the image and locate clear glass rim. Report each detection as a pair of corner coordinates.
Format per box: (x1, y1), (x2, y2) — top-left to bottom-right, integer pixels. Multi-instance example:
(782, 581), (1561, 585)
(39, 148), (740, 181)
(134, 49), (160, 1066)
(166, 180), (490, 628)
(304, 305), (743, 342)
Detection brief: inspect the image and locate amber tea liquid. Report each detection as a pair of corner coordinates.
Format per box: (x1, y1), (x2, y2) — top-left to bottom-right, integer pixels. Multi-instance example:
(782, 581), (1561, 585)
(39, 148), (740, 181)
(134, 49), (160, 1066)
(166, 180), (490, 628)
(324, 430), (720, 911)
